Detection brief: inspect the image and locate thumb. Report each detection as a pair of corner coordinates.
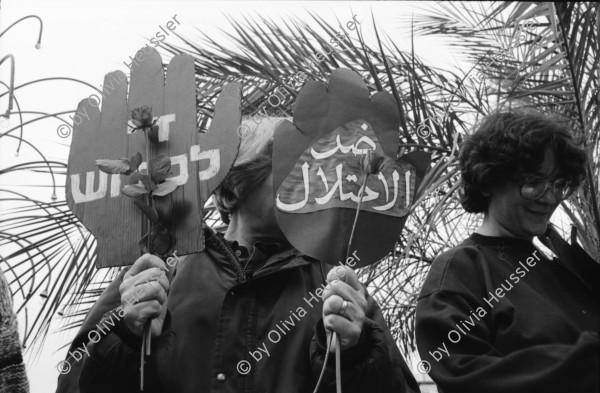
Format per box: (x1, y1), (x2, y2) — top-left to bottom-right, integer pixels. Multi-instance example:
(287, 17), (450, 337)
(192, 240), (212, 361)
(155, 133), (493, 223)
(326, 329), (338, 353)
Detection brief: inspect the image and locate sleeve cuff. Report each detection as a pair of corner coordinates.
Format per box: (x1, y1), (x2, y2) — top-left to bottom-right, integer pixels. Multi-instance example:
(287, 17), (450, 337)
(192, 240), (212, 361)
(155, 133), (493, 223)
(112, 312), (143, 348)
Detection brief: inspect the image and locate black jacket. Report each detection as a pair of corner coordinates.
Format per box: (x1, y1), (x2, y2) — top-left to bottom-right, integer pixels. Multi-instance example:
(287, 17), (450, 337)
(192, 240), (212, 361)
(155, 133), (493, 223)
(57, 227), (419, 393)
(416, 231), (600, 393)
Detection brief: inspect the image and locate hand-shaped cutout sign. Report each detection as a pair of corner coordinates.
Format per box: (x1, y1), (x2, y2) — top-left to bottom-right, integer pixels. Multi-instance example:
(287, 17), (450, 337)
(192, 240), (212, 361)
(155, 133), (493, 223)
(273, 69), (430, 268)
(66, 47), (241, 268)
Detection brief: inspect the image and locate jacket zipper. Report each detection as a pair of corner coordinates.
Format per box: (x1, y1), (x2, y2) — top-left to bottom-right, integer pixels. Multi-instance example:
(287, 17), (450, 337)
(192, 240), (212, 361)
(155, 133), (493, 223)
(219, 236), (247, 282)
(217, 233), (299, 281)
(254, 251), (298, 277)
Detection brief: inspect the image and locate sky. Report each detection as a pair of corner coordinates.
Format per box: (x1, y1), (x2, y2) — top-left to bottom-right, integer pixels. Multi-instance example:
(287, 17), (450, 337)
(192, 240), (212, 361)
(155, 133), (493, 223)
(0, 1), (467, 392)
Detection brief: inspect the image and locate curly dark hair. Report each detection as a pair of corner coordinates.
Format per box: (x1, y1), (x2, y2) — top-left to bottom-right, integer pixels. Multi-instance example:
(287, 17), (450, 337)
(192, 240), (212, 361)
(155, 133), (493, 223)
(459, 110), (587, 213)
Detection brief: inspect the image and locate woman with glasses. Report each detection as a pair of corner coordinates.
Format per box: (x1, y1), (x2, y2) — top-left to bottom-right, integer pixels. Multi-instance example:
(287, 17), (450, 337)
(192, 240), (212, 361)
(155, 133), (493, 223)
(415, 110), (600, 393)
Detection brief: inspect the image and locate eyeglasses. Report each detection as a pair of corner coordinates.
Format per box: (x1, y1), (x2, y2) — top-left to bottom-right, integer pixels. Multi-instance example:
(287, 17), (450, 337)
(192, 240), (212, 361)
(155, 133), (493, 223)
(514, 176), (576, 201)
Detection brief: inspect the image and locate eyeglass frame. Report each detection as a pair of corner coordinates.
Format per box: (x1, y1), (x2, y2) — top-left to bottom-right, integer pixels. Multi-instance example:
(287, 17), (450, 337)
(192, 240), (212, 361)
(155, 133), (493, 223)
(511, 175), (576, 201)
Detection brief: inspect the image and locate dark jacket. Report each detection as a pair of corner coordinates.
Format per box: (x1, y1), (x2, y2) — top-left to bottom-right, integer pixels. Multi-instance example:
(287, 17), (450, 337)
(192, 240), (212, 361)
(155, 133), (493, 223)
(416, 231), (600, 393)
(57, 227), (419, 393)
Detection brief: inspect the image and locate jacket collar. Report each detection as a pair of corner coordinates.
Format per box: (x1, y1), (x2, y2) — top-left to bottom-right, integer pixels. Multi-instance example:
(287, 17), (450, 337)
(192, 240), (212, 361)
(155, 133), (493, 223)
(203, 225), (317, 277)
(204, 225), (291, 255)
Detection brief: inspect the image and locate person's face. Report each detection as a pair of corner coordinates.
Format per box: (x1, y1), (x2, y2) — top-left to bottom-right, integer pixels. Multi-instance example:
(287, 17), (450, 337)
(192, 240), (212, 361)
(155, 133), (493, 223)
(243, 173), (287, 242)
(485, 150), (565, 240)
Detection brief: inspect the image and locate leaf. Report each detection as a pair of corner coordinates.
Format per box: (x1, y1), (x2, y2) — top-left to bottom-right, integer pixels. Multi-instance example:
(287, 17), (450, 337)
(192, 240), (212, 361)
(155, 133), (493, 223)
(153, 180), (178, 197)
(140, 176), (157, 192)
(153, 172), (173, 183)
(95, 159), (132, 175)
(129, 152), (143, 172)
(149, 154), (171, 183)
(121, 184), (149, 198)
(134, 199), (159, 223)
(130, 173), (157, 192)
(129, 172), (142, 183)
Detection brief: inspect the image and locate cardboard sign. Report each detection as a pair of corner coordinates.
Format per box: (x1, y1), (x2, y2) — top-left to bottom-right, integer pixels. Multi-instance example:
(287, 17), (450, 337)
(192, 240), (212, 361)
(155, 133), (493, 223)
(66, 47), (241, 268)
(273, 69), (430, 268)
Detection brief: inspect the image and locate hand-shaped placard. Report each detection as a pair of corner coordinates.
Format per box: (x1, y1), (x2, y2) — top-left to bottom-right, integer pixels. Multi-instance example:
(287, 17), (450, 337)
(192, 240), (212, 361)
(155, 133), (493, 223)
(66, 47), (241, 268)
(273, 69), (430, 268)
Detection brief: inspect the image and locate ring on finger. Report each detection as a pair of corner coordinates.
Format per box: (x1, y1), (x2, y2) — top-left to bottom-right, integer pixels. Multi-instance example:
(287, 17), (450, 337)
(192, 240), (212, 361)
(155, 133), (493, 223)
(134, 277), (159, 289)
(339, 300), (348, 316)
